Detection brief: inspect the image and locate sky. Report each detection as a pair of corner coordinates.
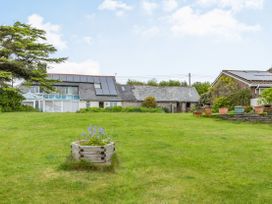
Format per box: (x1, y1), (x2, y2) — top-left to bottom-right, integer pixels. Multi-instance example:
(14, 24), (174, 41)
(0, 0), (272, 83)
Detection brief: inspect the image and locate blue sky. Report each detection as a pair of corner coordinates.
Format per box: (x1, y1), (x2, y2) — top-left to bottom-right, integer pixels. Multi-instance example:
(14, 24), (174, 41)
(0, 0), (271, 83)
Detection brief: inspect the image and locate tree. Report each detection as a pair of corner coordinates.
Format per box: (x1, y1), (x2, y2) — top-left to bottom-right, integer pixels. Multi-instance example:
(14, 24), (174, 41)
(192, 81), (211, 95)
(0, 87), (24, 111)
(147, 78), (158, 86)
(180, 81), (188, 87)
(0, 22), (66, 92)
(142, 96), (157, 108)
(159, 80), (181, 87)
(268, 67), (272, 73)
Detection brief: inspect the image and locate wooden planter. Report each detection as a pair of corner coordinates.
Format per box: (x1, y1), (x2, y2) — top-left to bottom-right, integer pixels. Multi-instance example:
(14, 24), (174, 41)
(219, 107), (228, 115)
(254, 105), (264, 114)
(71, 141), (115, 165)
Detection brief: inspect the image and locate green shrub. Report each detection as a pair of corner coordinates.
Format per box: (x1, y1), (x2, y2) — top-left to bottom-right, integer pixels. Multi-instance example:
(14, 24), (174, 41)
(212, 96), (231, 112)
(105, 106), (123, 112)
(228, 89), (251, 109)
(18, 105), (39, 112)
(0, 88), (24, 112)
(244, 106), (253, 113)
(142, 96), (157, 108)
(260, 88), (272, 105)
(78, 106), (165, 113)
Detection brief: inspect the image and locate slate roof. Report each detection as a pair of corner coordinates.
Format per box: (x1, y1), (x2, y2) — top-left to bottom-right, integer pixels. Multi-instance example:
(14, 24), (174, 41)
(116, 85), (136, 101)
(78, 83), (121, 101)
(48, 73), (118, 96)
(222, 70), (272, 86)
(117, 85), (200, 102)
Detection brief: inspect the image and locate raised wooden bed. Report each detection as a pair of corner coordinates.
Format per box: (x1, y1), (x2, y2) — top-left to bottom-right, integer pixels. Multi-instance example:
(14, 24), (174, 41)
(71, 141), (115, 165)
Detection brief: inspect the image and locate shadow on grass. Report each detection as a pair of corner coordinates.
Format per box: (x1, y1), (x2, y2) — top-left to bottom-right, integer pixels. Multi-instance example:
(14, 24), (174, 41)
(59, 153), (119, 173)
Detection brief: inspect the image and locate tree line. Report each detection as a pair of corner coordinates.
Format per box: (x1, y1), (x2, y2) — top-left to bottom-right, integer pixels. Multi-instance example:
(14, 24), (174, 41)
(127, 79), (211, 95)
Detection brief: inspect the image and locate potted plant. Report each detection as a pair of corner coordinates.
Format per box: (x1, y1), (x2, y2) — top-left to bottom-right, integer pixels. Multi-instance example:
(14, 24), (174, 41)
(259, 88), (272, 115)
(213, 96), (230, 115)
(71, 126), (115, 165)
(192, 104), (202, 117)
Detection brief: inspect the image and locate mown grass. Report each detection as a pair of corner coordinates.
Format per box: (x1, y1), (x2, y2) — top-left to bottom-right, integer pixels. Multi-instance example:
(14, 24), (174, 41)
(0, 112), (271, 203)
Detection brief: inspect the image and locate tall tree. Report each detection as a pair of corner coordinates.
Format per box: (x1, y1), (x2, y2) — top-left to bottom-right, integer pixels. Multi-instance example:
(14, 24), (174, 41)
(192, 81), (211, 95)
(0, 22), (66, 91)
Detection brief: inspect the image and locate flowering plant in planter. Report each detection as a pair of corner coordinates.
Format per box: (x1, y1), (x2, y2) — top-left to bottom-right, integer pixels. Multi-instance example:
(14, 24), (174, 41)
(71, 125), (115, 165)
(80, 126), (112, 146)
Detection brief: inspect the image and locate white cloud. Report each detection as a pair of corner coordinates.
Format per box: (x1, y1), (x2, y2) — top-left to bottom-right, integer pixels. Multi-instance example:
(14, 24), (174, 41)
(83, 36), (92, 45)
(133, 25), (160, 38)
(49, 59), (100, 75)
(27, 14), (67, 50)
(170, 6), (261, 39)
(98, 0), (132, 16)
(197, 0), (264, 11)
(162, 0), (178, 12)
(142, 1), (159, 15)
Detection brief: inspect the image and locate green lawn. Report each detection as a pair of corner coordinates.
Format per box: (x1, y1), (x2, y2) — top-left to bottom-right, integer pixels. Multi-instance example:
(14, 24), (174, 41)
(0, 113), (272, 203)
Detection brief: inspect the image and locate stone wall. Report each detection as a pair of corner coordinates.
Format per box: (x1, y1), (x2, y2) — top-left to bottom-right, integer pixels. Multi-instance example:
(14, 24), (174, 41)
(218, 114), (272, 123)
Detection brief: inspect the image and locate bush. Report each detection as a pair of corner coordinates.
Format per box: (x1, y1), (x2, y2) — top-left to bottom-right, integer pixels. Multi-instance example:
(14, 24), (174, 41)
(212, 96), (231, 112)
(0, 88), (24, 112)
(78, 106), (165, 113)
(142, 96), (157, 108)
(244, 106), (253, 113)
(18, 105), (39, 112)
(228, 89), (251, 109)
(260, 88), (272, 105)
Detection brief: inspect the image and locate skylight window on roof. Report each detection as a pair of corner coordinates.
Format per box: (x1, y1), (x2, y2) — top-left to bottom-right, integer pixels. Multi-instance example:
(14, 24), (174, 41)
(94, 83), (101, 89)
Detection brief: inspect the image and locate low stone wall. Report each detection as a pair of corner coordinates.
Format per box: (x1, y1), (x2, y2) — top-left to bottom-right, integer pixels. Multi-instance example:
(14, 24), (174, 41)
(218, 114), (272, 123)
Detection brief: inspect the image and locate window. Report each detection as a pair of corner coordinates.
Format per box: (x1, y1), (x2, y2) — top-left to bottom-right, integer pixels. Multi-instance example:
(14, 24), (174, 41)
(94, 83), (101, 89)
(30, 86), (39, 93)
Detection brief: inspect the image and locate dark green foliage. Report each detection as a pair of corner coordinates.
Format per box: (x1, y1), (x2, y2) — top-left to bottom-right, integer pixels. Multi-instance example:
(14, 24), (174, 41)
(159, 80), (181, 86)
(126, 79), (187, 87)
(18, 105), (39, 112)
(192, 81), (211, 95)
(180, 81), (188, 87)
(0, 71), (12, 87)
(0, 87), (24, 111)
(142, 96), (157, 108)
(147, 79), (158, 86)
(0, 22), (66, 92)
(78, 106), (165, 113)
(228, 89), (251, 108)
(244, 106), (253, 113)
